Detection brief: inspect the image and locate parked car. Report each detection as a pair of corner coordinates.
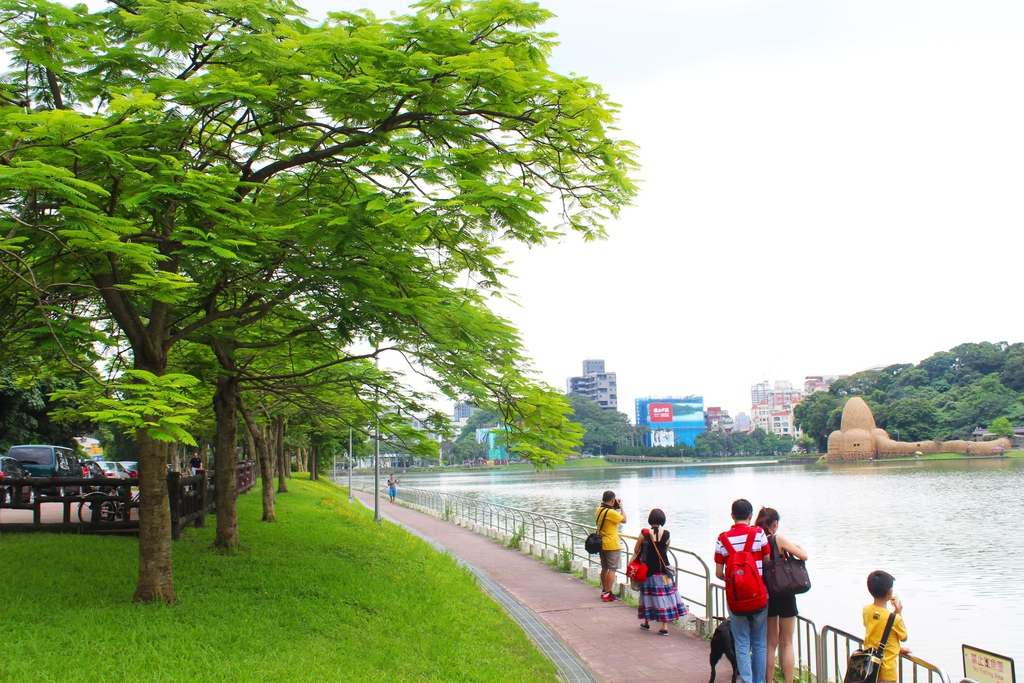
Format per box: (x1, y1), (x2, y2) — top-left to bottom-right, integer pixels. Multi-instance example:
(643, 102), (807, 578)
(6, 444), (77, 495)
(0, 456), (35, 504)
(99, 461), (130, 479)
(118, 461), (139, 478)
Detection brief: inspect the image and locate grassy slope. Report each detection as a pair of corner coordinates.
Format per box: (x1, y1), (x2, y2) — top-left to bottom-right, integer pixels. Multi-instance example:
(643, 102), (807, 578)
(0, 476), (558, 683)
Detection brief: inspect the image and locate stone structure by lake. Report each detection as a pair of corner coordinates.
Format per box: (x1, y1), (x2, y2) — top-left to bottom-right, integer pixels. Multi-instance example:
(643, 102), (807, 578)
(825, 396), (1012, 461)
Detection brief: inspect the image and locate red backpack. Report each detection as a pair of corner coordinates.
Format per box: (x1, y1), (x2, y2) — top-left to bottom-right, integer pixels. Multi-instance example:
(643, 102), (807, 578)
(720, 527), (768, 615)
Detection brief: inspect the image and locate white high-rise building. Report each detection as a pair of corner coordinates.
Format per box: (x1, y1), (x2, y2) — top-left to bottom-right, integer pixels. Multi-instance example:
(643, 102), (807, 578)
(567, 359), (618, 410)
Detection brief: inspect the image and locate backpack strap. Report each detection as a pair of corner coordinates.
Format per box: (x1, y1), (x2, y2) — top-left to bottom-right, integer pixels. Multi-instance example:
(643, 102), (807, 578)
(720, 527), (758, 557)
(595, 506), (610, 534)
(873, 612), (898, 658)
(720, 531), (737, 555)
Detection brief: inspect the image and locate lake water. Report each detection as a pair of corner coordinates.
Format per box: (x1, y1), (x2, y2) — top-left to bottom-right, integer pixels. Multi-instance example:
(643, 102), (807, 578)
(386, 458), (1024, 675)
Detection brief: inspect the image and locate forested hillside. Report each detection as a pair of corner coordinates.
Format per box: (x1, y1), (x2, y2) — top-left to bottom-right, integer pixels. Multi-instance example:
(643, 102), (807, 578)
(794, 341), (1024, 451)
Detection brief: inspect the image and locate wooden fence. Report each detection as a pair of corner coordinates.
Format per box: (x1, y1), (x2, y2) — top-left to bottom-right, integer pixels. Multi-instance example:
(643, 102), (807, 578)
(0, 460), (257, 538)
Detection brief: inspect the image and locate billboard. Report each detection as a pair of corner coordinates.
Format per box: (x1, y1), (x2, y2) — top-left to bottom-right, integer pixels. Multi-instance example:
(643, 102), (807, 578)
(636, 396), (706, 447)
(645, 400), (704, 428)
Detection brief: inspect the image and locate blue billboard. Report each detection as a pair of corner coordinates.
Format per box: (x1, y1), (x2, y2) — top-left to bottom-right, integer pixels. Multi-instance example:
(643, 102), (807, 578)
(635, 396), (706, 447)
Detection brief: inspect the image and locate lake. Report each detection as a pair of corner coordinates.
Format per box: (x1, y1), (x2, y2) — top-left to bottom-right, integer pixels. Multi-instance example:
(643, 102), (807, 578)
(381, 457), (1024, 675)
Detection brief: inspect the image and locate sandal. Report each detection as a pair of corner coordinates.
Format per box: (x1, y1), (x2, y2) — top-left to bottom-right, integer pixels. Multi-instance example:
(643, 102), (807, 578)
(658, 629), (669, 636)
(640, 623), (651, 631)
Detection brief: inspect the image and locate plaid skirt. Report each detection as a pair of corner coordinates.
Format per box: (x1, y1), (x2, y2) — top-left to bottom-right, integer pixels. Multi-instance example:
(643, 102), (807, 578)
(637, 572), (688, 623)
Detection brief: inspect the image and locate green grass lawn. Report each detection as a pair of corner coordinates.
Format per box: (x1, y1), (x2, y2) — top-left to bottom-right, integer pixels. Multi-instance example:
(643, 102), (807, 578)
(0, 475), (559, 683)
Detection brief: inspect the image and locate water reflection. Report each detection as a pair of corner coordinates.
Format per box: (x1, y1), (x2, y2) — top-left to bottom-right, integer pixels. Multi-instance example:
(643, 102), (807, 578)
(381, 458), (1024, 671)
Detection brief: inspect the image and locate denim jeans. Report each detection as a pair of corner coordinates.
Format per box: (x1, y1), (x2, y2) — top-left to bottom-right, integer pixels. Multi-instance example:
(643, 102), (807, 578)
(728, 606), (768, 683)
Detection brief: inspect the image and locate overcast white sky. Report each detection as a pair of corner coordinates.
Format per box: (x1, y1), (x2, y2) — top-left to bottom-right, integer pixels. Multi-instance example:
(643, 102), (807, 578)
(305, 0), (1024, 418)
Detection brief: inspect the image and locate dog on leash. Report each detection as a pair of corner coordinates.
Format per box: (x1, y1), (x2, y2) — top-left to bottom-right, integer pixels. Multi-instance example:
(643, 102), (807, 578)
(709, 618), (737, 683)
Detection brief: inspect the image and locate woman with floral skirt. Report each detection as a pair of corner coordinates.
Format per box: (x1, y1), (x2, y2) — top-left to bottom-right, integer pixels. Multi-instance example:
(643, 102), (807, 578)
(632, 508), (688, 635)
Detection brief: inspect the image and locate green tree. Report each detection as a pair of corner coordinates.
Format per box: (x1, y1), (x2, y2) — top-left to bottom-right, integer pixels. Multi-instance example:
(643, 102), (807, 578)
(0, 0), (636, 602)
(988, 416), (1014, 438)
(566, 393), (632, 455)
(793, 391), (843, 452)
(881, 397), (941, 442)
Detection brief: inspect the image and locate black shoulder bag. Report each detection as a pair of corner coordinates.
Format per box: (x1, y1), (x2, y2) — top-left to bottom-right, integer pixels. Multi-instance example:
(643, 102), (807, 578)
(585, 507), (611, 554)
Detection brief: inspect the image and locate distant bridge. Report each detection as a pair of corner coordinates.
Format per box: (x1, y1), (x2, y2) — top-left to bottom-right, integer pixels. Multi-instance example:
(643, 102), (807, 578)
(600, 455), (692, 464)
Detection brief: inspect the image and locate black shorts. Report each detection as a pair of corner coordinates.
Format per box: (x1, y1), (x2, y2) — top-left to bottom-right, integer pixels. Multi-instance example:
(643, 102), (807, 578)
(768, 593), (798, 618)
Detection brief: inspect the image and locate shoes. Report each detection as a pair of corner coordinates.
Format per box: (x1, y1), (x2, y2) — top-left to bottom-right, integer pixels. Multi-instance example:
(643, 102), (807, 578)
(601, 592), (614, 602)
(640, 623), (651, 631)
(659, 629), (669, 636)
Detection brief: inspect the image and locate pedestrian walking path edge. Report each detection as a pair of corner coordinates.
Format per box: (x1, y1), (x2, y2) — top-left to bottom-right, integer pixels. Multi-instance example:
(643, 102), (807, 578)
(352, 490), (714, 683)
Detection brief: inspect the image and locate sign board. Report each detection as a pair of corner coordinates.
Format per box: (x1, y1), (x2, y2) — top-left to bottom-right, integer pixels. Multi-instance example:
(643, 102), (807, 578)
(651, 429), (675, 447)
(964, 645), (1015, 683)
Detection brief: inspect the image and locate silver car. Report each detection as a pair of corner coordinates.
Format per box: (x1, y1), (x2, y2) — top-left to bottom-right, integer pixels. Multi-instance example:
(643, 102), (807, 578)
(99, 461), (130, 479)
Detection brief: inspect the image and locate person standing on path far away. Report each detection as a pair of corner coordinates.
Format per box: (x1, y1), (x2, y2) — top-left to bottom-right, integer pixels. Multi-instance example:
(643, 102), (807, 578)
(387, 474), (400, 503)
(715, 498), (771, 683)
(633, 508), (688, 635)
(597, 490), (626, 602)
(189, 453), (202, 475)
(756, 507), (808, 683)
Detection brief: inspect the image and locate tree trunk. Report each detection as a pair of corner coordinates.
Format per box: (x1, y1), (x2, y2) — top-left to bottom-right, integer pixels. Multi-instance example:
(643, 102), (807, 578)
(134, 430), (175, 603)
(212, 374), (240, 548)
(276, 417), (289, 493)
(238, 395), (276, 522)
(309, 445), (317, 481)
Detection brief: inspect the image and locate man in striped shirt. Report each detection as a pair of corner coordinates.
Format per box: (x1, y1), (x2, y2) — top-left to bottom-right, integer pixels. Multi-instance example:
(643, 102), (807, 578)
(715, 499), (771, 683)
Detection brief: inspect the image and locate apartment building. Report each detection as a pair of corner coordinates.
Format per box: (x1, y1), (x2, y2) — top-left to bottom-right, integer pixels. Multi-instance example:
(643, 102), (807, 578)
(567, 359), (618, 410)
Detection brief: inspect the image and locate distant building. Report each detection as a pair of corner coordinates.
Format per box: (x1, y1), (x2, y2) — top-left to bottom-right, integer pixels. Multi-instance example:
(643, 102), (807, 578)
(804, 375), (844, 394)
(452, 402), (478, 430)
(751, 380), (804, 437)
(567, 359), (618, 410)
(705, 406), (734, 434)
(971, 426), (1024, 448)
(635, 396), (706, 447)
(733, 412), (751, 432)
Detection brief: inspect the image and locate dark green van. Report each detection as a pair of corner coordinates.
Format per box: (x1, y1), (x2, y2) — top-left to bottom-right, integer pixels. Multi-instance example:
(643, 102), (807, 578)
(6, 444), (78, 494)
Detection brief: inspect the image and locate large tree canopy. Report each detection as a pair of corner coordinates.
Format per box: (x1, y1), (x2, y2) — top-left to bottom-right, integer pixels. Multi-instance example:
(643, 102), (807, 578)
(0, 0), (637, 602)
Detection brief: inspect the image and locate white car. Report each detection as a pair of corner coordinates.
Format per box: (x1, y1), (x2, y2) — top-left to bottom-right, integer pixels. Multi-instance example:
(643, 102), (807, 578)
(99, 461), (130, 479)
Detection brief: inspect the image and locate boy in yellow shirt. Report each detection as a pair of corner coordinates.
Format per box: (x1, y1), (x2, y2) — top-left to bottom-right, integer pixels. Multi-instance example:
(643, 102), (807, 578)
(863, 570), (911, 683)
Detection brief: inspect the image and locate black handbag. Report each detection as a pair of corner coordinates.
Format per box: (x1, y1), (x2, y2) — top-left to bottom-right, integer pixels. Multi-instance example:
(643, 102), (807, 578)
(763, 535), (811, 596)
(845, 612), (897, 683)
(585, 507), (611, 554)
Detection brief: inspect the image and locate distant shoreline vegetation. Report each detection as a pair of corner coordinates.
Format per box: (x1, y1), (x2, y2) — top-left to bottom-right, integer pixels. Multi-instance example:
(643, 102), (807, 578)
(393, 450), (1024, 474)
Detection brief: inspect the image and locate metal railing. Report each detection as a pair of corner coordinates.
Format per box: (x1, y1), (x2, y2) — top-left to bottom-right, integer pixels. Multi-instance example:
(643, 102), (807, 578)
(362, 484), (715, 619)
(357, 482), (955, 683)
(821, 624), (950, 683)
(710, 580), (820, 682)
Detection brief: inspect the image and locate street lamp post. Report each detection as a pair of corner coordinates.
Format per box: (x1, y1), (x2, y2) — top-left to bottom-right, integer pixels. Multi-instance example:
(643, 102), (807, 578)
(348, 427), (353, 504)
(373, 361), (381, 524)
(893, 429), (900, 441)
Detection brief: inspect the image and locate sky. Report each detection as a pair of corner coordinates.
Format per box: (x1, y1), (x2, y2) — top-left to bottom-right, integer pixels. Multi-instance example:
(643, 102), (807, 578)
(304, 0), (1024, 419)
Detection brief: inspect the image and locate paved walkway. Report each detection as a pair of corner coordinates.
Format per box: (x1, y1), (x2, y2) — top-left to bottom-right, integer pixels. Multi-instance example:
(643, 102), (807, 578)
(353, 491), (715, 683)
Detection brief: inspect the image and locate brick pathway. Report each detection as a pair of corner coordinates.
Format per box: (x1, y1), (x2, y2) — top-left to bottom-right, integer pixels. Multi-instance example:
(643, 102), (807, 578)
(353, 491), (715, 683)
